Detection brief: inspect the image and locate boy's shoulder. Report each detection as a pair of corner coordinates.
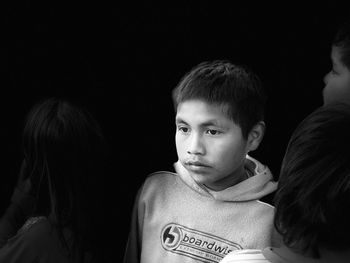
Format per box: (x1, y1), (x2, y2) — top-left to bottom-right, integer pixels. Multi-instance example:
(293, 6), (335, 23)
(145, 170), (177, 180)
(137, 170), (187, 202)
(142, 170), (179, 189)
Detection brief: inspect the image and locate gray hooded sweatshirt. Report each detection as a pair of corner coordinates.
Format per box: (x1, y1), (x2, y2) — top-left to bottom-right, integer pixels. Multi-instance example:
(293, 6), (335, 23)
(123, 155), (279, 263)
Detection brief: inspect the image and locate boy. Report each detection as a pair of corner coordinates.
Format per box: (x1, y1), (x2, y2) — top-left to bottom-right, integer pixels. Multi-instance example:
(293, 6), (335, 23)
(220, 103), (350, 263)
(123, 60), (278, 263)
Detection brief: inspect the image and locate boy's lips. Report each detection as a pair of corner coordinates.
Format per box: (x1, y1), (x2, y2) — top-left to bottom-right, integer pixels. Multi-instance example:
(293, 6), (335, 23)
(184, 161), (211, 172)
(185, 160), (210, 166)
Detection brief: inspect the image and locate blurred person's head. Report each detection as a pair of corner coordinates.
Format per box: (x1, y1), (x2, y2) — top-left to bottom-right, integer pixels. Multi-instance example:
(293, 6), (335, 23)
(274, 103), (350, 261)
(22, 97), (108, 262)
(323, 20), (350, 105)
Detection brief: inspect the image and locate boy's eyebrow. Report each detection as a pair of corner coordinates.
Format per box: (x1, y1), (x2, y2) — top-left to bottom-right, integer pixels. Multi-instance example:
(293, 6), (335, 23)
(175, 117), (223, 127)
(175, 117), (187, 124)
(200, 120), (223, 127)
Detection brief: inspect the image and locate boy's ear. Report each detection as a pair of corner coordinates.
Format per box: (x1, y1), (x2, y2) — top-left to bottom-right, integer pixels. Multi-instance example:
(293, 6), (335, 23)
(246, 121), (265, 152)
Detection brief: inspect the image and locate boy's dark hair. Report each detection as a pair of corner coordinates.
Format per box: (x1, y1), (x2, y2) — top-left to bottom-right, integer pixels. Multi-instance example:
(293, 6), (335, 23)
(333, 20), (350, 69)
(274, 103), (350, 258)
(172, 60), (266, 139)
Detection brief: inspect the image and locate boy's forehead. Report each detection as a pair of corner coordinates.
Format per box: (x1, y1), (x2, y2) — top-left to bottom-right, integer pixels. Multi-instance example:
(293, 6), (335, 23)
(177, 99), (230, 110)
(176, 99), (233, 121)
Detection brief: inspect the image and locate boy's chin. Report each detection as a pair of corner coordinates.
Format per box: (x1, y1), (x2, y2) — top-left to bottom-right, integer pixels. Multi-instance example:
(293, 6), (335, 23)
(189, 172), (213, 185)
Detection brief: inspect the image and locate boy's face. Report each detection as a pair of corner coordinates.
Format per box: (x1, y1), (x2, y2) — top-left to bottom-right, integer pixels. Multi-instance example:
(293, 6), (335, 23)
(323, 46), (350, 105)
(175, 99), (250, 191)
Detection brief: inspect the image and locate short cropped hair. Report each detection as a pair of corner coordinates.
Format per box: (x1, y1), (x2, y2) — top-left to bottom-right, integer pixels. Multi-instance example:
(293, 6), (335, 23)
(333, 20), (350, 69)
(274, 103), (350, 258)
(172, 60), (266, 139)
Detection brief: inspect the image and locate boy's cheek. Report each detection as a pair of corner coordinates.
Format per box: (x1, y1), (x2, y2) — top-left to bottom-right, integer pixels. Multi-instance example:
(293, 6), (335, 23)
(175, 137), (186, 151)
(175, 144), (185, 158)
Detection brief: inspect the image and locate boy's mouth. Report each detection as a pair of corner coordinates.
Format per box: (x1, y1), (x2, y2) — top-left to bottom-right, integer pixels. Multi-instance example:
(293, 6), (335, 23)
(185, 161), (211, 172)
(185, 160), (209, 167)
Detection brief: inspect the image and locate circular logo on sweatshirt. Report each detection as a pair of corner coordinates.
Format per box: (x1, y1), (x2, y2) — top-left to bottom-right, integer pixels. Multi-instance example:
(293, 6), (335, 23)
(161, 224), (182, 250)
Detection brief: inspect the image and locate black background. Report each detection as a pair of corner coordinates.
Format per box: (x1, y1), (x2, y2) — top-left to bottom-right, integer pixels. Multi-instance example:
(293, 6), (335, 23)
(1, 2), (350, 261)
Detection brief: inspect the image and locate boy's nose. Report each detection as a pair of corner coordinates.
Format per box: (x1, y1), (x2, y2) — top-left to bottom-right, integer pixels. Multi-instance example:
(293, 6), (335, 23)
(187, 134), (205, 155)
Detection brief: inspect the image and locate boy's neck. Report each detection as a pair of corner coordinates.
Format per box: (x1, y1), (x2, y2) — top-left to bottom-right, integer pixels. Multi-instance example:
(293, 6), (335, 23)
(204, 165), (248, 191)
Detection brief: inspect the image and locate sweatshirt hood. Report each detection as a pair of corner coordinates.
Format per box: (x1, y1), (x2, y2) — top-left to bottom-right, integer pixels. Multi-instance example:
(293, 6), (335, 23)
(174, 155), (277, 202)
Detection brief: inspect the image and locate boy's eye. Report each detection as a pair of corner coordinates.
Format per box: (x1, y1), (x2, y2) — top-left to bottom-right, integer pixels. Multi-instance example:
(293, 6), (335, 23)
(178, 126), (189, 133)
(206, 129), (221, 135)
(331, 68), (339, 75)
